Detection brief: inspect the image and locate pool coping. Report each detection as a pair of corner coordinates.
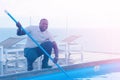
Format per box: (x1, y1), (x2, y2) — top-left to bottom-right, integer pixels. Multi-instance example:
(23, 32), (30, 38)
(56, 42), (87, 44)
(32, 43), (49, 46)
(0, 58), (120, 80)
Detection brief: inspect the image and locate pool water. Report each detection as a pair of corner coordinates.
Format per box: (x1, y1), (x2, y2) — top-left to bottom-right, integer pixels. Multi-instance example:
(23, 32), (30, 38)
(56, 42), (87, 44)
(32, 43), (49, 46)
(19, 62), (120, 80)
(75, 72), (120, 80)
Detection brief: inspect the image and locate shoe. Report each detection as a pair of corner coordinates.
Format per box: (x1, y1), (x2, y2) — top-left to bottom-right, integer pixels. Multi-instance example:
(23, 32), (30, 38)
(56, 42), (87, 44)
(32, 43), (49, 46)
(27, 66), (33, 71)
(41, 65), (52, 69)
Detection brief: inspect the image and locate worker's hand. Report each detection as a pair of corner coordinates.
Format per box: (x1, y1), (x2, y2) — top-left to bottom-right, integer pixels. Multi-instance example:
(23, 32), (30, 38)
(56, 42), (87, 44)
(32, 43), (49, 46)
(53, 57), (58, 64)
(16, 22), (22, 28)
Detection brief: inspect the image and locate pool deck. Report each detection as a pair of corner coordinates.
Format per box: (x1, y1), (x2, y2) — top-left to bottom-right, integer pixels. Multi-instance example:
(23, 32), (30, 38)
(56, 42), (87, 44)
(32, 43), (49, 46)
(0, 51), (120, 80)
(54, 51), (120, 66)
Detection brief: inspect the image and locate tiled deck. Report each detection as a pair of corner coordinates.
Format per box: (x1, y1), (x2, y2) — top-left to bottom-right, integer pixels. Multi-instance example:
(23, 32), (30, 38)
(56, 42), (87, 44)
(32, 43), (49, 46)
(55, 51), (120, 66)
(0, 51), (120, 76)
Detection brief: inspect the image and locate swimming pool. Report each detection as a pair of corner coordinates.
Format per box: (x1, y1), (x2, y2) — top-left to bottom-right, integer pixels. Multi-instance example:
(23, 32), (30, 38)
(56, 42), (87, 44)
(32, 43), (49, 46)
(1, 58), (120, 80)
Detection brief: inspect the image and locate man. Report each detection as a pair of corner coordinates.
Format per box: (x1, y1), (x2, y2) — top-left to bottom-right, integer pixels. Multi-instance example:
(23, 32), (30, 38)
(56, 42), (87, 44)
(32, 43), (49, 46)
(16, 18), (59, 71)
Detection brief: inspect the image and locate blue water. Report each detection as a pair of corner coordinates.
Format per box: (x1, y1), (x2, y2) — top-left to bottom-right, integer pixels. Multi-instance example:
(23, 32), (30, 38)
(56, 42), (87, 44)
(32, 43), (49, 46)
(0, 28), (67, 42)
(18, 62), (120, 80)
(0, 28), (17, 42)
(1, 27), (120, 53)
(86, 72), (120, 80)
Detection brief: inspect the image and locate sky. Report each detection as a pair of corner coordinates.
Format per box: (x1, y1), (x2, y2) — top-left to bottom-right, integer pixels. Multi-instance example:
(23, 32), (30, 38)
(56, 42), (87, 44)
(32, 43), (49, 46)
(0, 0), (120, 28)
(1, 0), (120, 52)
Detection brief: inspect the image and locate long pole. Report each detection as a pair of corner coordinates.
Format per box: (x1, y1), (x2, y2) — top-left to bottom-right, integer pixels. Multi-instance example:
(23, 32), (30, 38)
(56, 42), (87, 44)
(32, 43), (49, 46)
(4, 10), (73, 80)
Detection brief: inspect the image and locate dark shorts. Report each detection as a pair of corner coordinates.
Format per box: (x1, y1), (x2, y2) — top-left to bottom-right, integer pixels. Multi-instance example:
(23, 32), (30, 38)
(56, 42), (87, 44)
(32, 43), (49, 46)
(24, 41), (53, 62)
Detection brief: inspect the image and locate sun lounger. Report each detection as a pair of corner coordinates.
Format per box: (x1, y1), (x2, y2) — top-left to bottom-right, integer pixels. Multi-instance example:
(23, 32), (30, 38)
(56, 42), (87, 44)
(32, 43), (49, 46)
(0, 37), (25, 49)
(58, 35), (83, 64)
(0, 37), (47, 75)
(0, 37), (26, 75)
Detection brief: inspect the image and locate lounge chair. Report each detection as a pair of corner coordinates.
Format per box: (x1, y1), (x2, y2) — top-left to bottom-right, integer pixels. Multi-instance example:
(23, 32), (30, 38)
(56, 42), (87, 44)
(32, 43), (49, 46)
(0, 46), (4, 75)
(0, 37), (26, 75)
(58, 35), (83, 64)
(0, 37), (25, 49)
(0, 37), (45, 75)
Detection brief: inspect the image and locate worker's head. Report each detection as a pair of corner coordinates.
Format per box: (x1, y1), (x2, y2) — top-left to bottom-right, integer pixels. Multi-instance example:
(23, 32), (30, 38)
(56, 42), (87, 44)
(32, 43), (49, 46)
(39, 18), (48, 32)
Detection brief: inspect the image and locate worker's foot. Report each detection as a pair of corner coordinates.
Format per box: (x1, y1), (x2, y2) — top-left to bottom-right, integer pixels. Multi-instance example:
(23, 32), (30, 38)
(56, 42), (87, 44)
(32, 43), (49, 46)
(27, 66), (33, 71)
(42, 65), (52, 69)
